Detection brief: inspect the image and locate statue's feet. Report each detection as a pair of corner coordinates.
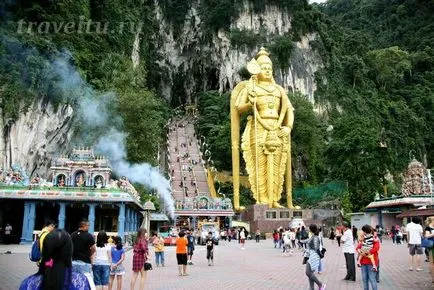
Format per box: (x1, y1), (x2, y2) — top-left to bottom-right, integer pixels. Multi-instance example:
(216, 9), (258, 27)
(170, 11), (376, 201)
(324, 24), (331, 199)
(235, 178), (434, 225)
(272, 202), (284, 208)
(234, 206), (246, 212)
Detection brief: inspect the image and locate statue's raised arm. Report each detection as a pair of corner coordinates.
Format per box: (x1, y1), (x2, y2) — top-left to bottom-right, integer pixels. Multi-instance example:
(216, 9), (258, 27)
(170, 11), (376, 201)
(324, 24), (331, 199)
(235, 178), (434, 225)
(230, 47), (294, 211)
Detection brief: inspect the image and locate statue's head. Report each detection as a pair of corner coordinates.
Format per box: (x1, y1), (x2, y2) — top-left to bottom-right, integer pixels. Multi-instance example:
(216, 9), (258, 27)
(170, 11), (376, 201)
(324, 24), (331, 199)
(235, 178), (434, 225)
(256, 47), (273, 81)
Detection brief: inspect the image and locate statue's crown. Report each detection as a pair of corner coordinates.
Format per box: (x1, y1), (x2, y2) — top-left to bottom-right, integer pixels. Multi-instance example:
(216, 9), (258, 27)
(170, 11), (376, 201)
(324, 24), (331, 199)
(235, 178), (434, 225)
(256, 47), (272, 65)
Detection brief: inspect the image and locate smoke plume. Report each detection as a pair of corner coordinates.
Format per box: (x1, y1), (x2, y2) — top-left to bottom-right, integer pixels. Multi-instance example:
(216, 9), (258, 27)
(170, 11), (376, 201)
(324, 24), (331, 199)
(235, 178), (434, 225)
(1, 36), (174, 217)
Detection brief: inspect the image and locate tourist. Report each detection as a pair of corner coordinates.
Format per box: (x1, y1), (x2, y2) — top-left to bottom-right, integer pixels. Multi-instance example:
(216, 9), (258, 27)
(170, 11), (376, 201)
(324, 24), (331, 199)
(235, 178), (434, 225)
(300, 226), (309, 249)
(92, 231), (111, 290)
(109, 236), (125, 290)
(4, 223), (12, 244)
(352, 226), (358, 243)
(153, 234), (165, 267)
(289, 228), (297, 249)
(375, 225), (383, 243)
(282, 229), (292, 255)
(356, 227), (377, 271)
(255, 229), (261, 243)
(37, 220), (56, 265)
(391, 225), (396, 244)
(335, 227), (342, 247)
(220, 229), (227, 241)
(401, 224), (408, 243)
(71, 220), (96, 288)
(395, 227), (403, 244)
(296, 228), (302, 249)
(278, 227), (284, 248)
(356, 225), (379, 290)
(372, 228), (381, 283)
(329, 227), (335, 244)
(20, 229), (90, 290)
(176, 231), (188, 276)
(425, 216), (434, 283)
(240, 228), (246, 249)
(130, 228), (149, 290)
(341, 221), (356, 281)
(304, 224), (326, 290)
(205, 232), (217, 266)
(186, 230), (195, 265)
(273, 230), (279, 248)
(406, 216), (424, 271)
(317, 227), (324, 274)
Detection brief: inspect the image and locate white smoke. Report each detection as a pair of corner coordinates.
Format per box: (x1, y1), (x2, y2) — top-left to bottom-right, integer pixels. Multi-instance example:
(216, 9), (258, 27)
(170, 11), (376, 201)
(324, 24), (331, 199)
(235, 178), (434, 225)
(95, 129), (174, 217)
(52, 54), (175, 218)
(1, 37), (175, 217)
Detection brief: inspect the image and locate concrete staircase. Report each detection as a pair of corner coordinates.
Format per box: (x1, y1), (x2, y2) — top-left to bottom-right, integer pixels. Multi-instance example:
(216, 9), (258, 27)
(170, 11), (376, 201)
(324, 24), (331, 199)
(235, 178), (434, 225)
(167, 117), (211, 202)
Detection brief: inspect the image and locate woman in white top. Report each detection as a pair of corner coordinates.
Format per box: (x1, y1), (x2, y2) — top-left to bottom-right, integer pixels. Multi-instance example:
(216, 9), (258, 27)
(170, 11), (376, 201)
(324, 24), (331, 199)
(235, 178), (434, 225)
(92, 231), (112, 290)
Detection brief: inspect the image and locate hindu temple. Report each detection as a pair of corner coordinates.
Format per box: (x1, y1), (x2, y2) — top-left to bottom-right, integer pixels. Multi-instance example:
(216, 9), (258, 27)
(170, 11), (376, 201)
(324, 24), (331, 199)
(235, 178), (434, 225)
(0, 148), (144, 244)
(362, 159), (434, 228)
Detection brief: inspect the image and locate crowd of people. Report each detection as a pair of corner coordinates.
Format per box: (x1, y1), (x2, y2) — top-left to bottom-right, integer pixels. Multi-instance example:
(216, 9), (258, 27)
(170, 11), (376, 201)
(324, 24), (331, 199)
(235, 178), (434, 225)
(18, 216), (434, 290)
(266, 217), (434, 290)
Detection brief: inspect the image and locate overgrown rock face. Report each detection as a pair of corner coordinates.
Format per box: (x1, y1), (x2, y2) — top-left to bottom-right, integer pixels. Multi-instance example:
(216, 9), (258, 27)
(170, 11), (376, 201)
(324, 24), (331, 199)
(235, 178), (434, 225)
(151, 0), (322, 105)
(0, 99), (74, 178)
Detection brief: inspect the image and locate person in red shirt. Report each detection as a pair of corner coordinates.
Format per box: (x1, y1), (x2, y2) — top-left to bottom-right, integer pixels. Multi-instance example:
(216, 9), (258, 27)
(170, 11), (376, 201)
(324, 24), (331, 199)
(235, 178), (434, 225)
(176, 231), (188, 276)
(356, 225), (380, 290)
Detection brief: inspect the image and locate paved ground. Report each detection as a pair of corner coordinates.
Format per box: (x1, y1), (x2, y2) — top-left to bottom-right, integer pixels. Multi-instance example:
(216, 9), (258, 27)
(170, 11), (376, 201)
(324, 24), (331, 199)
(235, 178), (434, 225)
(0, 238), (432, 290)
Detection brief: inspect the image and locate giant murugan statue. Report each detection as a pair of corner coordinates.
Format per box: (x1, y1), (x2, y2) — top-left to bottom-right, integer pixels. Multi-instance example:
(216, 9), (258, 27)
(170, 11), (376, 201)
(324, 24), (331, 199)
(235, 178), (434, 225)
(230, 47), (294, 210)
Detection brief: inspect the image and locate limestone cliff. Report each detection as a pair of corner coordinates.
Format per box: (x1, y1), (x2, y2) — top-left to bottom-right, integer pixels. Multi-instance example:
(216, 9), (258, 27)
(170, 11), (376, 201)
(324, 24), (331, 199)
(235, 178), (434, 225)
(150, 0), (323, 104)
(0, 99), (74, 178)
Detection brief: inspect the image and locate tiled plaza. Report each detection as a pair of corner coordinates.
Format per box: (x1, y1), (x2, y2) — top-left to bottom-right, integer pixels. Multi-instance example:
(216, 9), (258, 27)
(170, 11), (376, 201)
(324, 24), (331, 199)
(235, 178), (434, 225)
(0, 238), (432, 290)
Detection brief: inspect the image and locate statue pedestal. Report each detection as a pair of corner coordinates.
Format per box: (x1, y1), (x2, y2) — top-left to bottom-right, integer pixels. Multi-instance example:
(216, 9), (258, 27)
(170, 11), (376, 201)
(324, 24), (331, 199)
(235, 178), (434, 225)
(240, 204), (340, 235)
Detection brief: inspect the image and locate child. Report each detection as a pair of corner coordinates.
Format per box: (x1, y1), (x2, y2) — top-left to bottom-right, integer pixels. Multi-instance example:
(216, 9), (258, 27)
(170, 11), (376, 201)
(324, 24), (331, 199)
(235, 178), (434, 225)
(357, 231), (377, 271)
(239, 228), (246, 249)
(176, 231), (188, 276)
(282, 230), (292, 255)
(153, 234), (165, 267)
(109, 236), (125, 290)
(205, 232), (216, 266)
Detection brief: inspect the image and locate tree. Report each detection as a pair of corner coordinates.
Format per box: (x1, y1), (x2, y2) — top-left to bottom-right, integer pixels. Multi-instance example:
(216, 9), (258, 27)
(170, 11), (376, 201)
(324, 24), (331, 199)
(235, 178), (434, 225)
(366, 46), (411, 90)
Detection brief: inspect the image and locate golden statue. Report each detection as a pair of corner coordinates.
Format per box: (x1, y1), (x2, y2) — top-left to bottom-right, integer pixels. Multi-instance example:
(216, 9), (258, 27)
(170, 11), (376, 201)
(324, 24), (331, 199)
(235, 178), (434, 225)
(230, 47), (294, 210)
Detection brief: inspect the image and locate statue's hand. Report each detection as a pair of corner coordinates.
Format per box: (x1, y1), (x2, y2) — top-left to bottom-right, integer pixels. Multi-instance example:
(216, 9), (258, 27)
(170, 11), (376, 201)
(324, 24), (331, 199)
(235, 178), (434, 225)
(278, 126), (291, 138)
(248, 90), (257, 104)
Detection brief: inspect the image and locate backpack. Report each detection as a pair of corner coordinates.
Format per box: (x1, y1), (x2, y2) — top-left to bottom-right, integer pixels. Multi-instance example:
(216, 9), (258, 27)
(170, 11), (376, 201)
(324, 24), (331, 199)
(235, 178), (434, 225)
(29, 236), (41, 262)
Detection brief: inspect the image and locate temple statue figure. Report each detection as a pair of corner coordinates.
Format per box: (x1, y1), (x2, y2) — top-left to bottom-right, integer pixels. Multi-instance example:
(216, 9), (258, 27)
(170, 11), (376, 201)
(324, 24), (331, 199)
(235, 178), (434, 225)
(401, 159), (430, 196)
(230, 47), (294, 210)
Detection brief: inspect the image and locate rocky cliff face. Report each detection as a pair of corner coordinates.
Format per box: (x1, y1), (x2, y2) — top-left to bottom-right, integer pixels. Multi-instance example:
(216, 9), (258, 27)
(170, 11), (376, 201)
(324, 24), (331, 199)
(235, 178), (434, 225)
(0, 99), (74, 178)
(151, 0), (322, 104)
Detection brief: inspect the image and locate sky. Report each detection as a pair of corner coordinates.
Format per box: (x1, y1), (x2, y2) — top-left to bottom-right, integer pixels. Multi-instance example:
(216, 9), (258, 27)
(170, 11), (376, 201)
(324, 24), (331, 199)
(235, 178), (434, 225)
(309, 0), (328, 3)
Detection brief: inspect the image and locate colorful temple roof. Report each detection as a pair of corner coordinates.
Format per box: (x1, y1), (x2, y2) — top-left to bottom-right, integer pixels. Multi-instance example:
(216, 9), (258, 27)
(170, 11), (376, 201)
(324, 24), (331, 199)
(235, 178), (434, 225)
(0, 187), (143, 208)
(0, 147), (144, 209)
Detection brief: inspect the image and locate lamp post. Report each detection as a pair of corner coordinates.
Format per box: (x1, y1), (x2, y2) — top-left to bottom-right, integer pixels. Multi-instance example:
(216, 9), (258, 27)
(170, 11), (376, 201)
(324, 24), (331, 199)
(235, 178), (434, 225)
(141, 200), (156, 233)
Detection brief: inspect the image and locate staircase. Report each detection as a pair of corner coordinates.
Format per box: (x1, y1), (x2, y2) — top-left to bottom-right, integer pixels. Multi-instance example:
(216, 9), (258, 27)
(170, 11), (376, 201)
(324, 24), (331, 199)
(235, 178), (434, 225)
(167, 117), (212, 202)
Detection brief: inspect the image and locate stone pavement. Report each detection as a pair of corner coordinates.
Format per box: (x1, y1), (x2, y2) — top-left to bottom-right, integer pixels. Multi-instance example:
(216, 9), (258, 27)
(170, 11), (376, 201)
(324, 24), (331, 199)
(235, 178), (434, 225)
(0, 239), (432, 290)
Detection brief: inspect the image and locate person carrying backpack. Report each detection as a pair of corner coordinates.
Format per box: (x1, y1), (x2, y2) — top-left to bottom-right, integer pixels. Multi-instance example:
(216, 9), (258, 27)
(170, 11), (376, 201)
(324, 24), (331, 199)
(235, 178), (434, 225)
(30, 220), (56, 265)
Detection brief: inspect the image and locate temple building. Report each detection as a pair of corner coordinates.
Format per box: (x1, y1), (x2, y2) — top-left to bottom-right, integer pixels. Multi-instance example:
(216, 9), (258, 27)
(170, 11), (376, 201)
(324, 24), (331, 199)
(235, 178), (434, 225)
(0, 148), (144, 244)
(360, 159), (434, 229)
